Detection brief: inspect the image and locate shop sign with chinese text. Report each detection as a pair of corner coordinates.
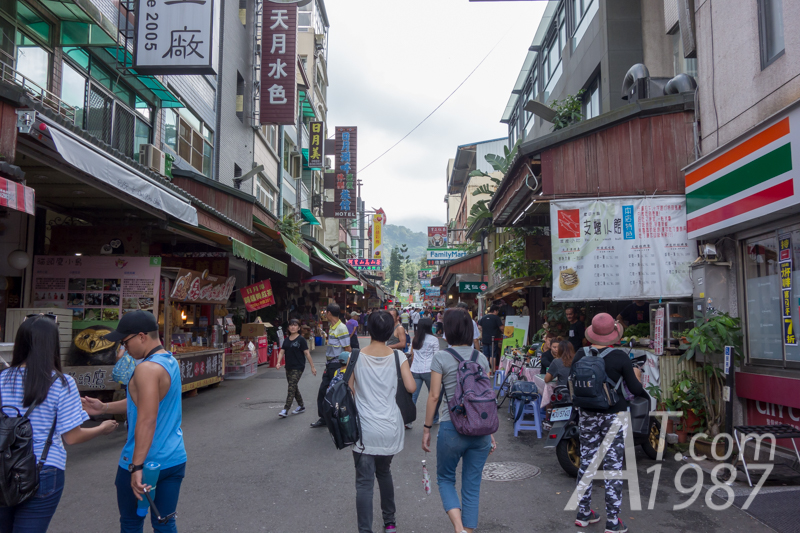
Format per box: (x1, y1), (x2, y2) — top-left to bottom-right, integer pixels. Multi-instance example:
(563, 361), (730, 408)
(323, 127), (358, 218)
(550, 197), (696, 301)
(428, 226), (447, 247)
(372, 214), (383, 259)
(170, 268), (236, 305)
(779, 234), (796, 345)
(260, 2), (297, 125)
(459, 281), (487, 293)
(424, 287), (441, 297)
(347, 258), (382, 271)
(308, 121), (324, 169)
(240, 280), (276, 312)
(134, 0), (217, 75)
(179, 351), (224, 392)
(418, 269), (437, 280)
(426, 249), (467, 262)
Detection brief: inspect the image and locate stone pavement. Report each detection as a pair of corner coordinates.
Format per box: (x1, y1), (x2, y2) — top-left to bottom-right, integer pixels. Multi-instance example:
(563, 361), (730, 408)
(48, 340), (778, 532)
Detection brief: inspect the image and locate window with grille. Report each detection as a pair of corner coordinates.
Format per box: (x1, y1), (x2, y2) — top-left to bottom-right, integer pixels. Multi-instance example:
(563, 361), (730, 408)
(87, 86), (112, 144)
(256, 175), (275, 213)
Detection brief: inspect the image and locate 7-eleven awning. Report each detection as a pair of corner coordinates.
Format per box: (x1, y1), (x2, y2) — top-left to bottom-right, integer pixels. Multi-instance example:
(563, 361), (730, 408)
(0, 176), (35, 215)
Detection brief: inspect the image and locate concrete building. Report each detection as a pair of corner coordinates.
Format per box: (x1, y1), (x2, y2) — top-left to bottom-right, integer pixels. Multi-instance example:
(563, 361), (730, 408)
(501, 0), (681, 145)
(683, 0), (800, 443)
(445, 138), (507, 244)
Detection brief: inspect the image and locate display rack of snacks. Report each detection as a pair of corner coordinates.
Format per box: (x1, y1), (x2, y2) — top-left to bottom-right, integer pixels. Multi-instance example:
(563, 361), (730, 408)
(224, 340), (257, 380)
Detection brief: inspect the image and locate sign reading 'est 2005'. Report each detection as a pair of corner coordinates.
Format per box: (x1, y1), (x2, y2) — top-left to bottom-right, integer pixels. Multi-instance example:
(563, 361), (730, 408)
(134, 0), (217, 75)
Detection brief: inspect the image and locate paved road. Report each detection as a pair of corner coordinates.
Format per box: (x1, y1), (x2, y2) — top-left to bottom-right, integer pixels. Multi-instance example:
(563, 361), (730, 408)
(49, 340), (776, 532)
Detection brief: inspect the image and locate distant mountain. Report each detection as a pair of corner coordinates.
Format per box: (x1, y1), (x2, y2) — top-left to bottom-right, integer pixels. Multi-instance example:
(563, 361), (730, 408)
(383, 224), (427, 260)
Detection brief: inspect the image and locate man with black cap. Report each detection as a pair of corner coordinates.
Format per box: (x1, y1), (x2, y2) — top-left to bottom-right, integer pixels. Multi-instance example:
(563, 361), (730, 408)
(81, 310), (186, 532)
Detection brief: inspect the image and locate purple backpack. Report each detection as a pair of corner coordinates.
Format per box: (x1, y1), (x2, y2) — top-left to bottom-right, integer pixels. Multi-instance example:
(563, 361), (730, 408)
(443, 348), (499, 436)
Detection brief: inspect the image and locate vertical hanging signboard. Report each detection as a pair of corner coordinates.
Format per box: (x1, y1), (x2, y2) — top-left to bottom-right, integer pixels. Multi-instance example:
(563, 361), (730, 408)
(323, 127), (358, 218)
(260, 1), (297, 125)
(134, 0), (217, 75)
(308, 121), (324, 169)
(372, 213), (384, 259)
(779, 234), (796, 345)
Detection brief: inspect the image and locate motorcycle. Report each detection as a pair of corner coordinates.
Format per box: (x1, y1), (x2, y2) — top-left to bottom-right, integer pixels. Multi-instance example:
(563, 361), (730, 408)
(544, 385), (662, 477)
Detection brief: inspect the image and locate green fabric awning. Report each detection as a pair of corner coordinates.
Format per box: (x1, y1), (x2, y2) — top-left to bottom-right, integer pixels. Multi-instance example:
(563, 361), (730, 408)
(231, 239), (287, 276)
(298, 91), (317, 118)
(281, 236), (310, 268)
(100, 48), (184, 108)
(353, 284), (364, 294)
(312, 246), (345, 273)
(300, 208), (320, 225)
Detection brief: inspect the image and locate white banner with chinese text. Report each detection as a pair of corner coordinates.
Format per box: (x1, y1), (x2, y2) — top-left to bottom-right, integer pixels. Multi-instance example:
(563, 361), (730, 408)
(550, 196), (696, 301)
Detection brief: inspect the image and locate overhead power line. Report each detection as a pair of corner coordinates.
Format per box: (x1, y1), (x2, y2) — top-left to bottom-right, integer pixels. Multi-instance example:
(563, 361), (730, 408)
(359, 37), (505, 175)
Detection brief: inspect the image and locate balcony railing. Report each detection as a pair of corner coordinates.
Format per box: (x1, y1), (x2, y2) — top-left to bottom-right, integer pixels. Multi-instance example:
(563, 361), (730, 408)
(0, 61), (77, 124)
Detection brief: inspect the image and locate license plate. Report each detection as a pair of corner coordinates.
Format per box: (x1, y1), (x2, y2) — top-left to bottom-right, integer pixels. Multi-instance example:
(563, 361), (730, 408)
(550, 406), (573, 422)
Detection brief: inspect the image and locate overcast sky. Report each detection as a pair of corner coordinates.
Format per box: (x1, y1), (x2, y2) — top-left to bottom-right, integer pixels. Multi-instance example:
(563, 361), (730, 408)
(325, 0), (547, 234)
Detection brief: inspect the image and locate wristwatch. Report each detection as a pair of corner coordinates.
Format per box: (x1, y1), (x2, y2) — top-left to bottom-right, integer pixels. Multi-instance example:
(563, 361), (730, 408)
(128, 463), (144, 473)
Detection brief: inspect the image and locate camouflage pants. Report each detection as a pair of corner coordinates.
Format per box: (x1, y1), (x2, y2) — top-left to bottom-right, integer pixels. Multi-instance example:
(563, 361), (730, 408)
(284, 369), (304, 411)
(575, 410), (628, 522)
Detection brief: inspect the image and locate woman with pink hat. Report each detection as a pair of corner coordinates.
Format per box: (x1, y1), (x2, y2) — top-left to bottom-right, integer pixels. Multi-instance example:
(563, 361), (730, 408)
(569, 313), (649, 533)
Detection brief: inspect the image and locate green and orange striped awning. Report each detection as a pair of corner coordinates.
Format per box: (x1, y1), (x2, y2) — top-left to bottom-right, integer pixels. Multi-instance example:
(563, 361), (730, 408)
(685, 107), (800, 239)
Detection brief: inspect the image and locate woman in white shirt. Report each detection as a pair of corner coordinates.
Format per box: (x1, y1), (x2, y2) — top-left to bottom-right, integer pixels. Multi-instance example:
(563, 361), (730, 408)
(408, 318), (440, 428)
(348, 310), (416, 533)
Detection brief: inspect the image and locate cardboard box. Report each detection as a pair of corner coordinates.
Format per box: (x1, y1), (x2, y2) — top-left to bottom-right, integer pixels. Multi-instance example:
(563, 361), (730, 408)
(241, 323), (267, 338)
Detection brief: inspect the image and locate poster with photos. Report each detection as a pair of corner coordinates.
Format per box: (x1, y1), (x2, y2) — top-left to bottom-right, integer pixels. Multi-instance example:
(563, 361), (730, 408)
(33, 256), (161, 326)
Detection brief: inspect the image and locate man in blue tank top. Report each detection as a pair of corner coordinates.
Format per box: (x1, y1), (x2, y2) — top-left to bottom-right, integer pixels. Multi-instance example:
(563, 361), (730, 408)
(82, 311), (186, 532)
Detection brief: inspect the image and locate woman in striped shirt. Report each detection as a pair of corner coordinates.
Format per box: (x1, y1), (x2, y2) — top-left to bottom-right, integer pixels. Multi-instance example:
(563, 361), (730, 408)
(0, 315), (118, 531)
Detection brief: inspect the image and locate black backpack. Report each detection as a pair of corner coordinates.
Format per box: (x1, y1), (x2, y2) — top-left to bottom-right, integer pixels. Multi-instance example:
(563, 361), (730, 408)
(0, 375), (58, 507)
(322, 353), (362, 450)
(568, 347), (622, 411)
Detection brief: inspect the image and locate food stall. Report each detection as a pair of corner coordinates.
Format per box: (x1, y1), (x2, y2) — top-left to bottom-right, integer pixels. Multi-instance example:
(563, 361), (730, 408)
(163, 267), (237, 392)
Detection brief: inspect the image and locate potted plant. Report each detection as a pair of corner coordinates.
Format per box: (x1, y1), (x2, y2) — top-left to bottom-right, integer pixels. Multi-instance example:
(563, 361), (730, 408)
(680, 311), (743, 437)
(646, 383), (679, 434)
(669, 371), (706, 443)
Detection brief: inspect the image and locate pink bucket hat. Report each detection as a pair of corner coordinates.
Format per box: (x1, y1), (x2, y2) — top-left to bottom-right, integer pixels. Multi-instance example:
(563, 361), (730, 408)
(585, 313), (624, 345)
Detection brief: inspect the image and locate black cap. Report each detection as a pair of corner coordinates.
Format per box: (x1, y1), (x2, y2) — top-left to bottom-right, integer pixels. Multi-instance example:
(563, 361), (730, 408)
(103, 310), (158, 342)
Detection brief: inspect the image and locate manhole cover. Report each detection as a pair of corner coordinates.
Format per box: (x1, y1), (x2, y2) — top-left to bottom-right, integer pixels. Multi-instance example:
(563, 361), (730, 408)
(482, 462), (541, 482)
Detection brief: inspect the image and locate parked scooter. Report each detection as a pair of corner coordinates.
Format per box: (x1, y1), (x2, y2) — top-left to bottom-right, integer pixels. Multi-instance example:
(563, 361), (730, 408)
(544, 385), (662, 477)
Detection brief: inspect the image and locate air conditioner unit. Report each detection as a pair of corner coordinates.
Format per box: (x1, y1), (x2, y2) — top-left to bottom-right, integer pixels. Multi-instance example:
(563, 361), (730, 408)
(139, 144), (166, 176)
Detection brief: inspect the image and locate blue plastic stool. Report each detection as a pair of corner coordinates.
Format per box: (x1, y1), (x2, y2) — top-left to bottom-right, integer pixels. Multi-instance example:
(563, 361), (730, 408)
(512, 396), (542, 438)
(493, 369), (506, 392)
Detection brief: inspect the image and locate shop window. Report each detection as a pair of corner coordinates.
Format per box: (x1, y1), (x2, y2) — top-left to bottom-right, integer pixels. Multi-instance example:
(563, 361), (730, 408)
(15, 43), (48, 93)
(236, 71), (244, 122)
(744, 234), (783, 361)
(758, 0), (784, 69)
(582, 75), (600, 120)
(164, 108), (177, 150)
(671, 29), (698, 79)
(256, 175), (275, 213)
(60, 61), (86, 127)
(0, 16), (14, 66)
(171, 108), (213, 178)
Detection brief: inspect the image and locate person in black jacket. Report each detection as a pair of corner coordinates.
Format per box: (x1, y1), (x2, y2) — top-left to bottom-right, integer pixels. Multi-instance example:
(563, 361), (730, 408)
(571, 313), (648, 533)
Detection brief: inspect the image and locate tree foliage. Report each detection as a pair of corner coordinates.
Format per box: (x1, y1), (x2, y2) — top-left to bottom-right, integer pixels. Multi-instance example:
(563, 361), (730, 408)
(276, 214), (307, 245)
(466, 141), (520, 230)
(492, 227), (550, 280)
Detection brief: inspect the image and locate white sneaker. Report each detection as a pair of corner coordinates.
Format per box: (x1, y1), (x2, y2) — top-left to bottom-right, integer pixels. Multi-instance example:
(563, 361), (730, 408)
(278, 409), (288, 418)
(292, 406), (306, 415)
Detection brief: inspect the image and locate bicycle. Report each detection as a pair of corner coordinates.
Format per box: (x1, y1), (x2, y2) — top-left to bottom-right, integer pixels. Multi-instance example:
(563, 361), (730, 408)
(495, 353), (530, 408)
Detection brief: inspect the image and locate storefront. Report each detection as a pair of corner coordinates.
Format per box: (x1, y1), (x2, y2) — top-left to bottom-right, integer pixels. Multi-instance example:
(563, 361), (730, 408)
(685, 100), (800, 446)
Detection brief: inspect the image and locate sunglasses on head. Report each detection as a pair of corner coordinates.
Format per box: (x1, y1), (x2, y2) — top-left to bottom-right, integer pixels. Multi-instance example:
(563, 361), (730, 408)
(24, 313), (58, 324)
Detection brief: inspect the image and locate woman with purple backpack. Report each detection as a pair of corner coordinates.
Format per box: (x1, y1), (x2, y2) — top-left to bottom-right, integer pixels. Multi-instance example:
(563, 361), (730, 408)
(422, 308), (496, 533)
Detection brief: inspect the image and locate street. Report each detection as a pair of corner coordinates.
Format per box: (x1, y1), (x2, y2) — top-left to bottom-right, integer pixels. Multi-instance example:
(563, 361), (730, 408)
(50, 342), (776, 533)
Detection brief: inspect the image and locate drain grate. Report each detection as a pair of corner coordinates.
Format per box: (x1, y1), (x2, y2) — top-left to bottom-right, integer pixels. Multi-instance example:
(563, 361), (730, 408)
(482, 462), (541, 482)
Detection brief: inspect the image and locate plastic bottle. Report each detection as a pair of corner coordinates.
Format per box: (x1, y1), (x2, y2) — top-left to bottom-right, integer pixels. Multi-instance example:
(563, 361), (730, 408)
(136, 462), (161, 517)
(422, 460), (431, 495)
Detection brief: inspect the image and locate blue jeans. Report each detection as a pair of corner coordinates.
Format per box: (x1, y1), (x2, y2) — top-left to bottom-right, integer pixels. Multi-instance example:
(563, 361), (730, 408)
(116, 463), (186, 533)
(411, 372), (438, 424)
(0, 466), (64, 533)
(436, 421), (492, 529)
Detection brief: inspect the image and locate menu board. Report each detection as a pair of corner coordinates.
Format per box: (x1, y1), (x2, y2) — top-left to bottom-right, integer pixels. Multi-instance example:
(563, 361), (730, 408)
(550, 197), (696, 301)
(32, 256), (161, 326)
